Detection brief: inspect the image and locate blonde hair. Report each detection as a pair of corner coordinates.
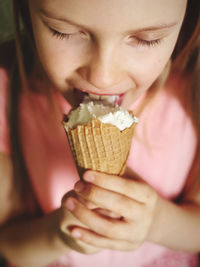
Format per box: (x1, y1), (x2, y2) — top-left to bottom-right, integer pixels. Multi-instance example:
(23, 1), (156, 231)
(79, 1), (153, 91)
(9, 0), (200, 208)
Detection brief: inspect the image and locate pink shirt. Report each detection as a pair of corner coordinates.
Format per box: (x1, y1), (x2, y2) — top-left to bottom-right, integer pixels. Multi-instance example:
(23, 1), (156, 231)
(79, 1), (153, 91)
(0, 67), (198, 266)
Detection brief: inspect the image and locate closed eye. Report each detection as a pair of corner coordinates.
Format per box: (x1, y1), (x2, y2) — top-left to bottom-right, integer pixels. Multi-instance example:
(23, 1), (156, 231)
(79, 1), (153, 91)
(49, 28), (74, 40)
(135, 38), (162, 47)
(49, 27), (162, 47)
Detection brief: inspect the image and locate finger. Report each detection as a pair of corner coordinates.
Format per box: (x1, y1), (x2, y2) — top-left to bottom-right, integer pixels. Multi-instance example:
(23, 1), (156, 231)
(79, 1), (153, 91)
(65, 197), (129, 240)
(59, 206), (89, 234)
(61, 190), (98, 210)
(74, 181), (144, 220)
(62, 190), (76, 206)
(83, 170), (153, 203)
(70, 226), (138, 251)
(59, 220), (101, 254)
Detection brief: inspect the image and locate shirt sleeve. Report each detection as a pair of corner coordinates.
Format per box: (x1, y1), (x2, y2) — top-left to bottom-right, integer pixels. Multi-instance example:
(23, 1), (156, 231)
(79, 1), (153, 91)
(0, 68), (10, 154)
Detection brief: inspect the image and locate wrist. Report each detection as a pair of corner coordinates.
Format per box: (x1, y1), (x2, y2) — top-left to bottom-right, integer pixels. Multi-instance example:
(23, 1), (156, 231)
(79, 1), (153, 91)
(147, 196), (169, 244)
(44, 208), (71, 254)
(146, 197), (200, 252)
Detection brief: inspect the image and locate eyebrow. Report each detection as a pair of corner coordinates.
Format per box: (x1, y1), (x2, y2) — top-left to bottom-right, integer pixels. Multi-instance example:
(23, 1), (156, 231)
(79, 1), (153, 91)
(39, 8), (178, 33)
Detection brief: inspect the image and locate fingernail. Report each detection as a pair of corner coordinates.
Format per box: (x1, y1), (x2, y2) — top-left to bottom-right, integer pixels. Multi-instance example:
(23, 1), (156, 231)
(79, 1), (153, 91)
(72, 230), (82, 238)
(75, 181), (85, 192)
(84, 171), (94, 182)
(66, 198), (75, 211)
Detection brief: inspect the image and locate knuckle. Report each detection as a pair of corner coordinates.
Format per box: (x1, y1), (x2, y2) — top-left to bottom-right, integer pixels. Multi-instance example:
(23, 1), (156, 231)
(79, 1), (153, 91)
(116, 195), (132, 216)
(146, 186), (156, 202)
(105, 222), (122, 238)
(89, 187), (98, 202)
(121, 179), (130, 194)
(96, 221), (112, 237)
(86, 185), (101, 203)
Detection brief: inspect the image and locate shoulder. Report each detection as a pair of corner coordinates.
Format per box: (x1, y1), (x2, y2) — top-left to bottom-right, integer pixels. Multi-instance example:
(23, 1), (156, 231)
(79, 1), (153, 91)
(0, 152), (14, 224)
(0, 46), (15, 213)
(0, 42), (12, 94)
(0, 66), (10, 90)
(0, 64), (10, 155)
(0, 152), (32, 224)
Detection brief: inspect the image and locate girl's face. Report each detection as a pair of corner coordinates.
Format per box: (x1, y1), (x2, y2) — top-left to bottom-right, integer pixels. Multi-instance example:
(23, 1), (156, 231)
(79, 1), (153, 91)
(29, 0), (187, 107)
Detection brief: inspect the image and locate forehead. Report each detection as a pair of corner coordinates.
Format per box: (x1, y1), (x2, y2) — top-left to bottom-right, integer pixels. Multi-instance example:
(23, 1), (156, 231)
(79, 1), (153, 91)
(32, 0), (187, 31)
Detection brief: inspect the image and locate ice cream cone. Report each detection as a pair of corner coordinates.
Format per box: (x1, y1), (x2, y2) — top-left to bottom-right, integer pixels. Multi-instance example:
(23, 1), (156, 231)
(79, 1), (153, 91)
(63, 111), (136, 176)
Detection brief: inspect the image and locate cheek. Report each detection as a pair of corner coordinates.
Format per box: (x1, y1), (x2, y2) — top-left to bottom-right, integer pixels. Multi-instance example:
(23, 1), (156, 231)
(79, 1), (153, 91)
(125, 48), (172, 90)
(122, 29), (180, 90)
(35, 38), (77, 79)
(32, 24), (86, 86)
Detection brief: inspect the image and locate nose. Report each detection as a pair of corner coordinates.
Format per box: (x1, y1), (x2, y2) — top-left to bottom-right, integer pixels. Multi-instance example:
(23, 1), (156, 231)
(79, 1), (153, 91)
(77, 44), (124, 90)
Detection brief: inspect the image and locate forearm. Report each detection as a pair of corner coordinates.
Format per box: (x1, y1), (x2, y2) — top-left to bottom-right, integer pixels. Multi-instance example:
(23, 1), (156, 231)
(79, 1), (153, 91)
(149, 197), (200, 253)
(0, 209), (70, 267)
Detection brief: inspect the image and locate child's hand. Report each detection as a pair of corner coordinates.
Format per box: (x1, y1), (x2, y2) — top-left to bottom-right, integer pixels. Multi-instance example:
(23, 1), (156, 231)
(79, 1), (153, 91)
(58, 190), (103, 254)
(63, 171), (161, 251)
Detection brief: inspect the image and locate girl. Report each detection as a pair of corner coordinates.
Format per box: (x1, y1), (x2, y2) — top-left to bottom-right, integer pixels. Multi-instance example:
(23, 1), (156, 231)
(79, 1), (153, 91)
(0, 0), (200, 266)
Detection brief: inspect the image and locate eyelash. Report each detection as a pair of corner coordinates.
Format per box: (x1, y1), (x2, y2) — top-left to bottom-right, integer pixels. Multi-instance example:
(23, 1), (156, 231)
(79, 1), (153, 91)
(50, 28), (74, 40)
(50, 28), (161, 47)
(135, 38), (161, 47)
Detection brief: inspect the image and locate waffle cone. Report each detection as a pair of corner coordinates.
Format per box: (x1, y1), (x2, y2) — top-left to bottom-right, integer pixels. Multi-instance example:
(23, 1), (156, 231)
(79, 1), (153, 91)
(63, 113), (136, 176)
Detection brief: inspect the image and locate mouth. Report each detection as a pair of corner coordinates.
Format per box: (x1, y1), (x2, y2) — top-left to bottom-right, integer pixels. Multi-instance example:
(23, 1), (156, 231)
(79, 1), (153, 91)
(73, 88), (125, 106)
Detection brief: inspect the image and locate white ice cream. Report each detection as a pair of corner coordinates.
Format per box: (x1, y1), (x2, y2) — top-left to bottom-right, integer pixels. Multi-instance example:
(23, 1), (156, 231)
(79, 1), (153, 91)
(67, 99), (138, 131)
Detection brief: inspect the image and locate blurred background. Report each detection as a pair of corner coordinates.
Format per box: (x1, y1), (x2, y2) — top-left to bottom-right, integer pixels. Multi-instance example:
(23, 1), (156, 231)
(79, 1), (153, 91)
(0, 0), (14, 43)
(0, 257), (5, 267)
(0, 1), (13, 264)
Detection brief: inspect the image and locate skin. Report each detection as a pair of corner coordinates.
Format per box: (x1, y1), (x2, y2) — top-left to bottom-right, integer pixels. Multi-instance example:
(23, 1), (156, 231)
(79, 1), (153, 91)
(29, 0), (187, 108)
(2, 1), (200, 266)
(66, 172), (159, 250)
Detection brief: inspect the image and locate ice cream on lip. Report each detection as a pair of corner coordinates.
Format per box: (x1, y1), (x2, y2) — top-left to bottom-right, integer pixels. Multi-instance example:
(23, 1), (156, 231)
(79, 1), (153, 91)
(73, 88), (126, 107)
(66, 96), (138, 131)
